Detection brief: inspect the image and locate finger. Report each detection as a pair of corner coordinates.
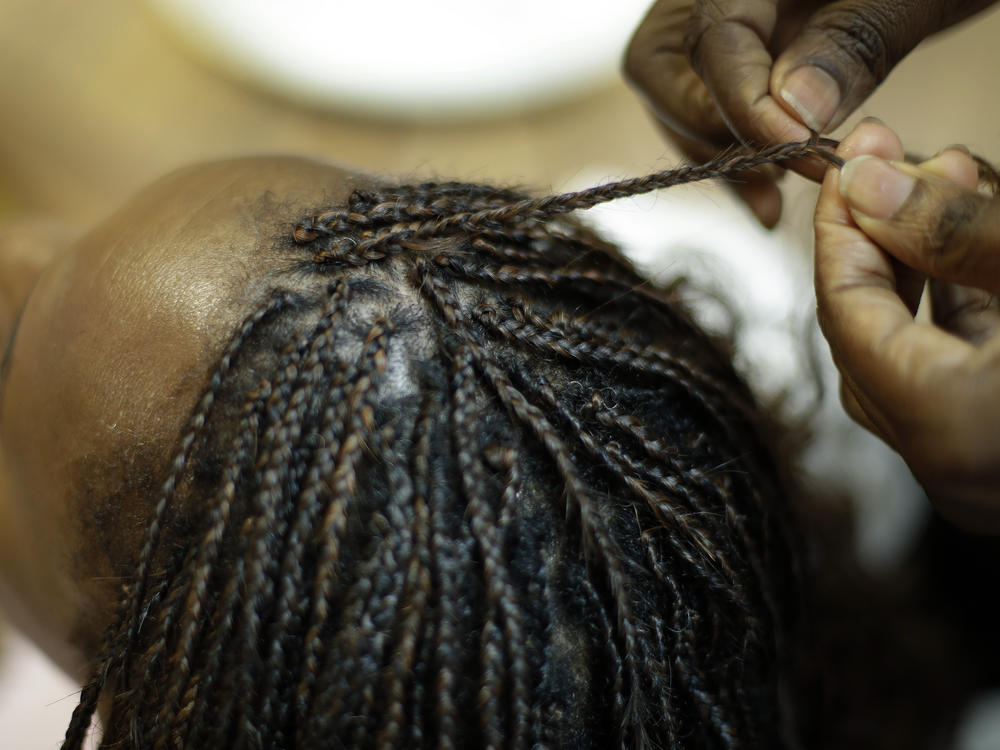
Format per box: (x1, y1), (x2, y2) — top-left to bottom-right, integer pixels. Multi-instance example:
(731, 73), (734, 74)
(929, 281), (1000, 344)
(836, 117), (903, 162)
(771, 0), (998, 135)
(684, 0), (811, 147)
(916, 147), (1000, 339)
(653, 118), (787, 227)
(624, 0), (735, 149)
(838, 153), (1000, 292)
(814, 131), (976, 452)
(919, 146), (980, 191)
(833, 120), (925, 314)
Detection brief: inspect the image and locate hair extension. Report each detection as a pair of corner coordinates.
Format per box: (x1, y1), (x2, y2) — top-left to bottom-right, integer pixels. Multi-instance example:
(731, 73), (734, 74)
(62, 138), (833, 749)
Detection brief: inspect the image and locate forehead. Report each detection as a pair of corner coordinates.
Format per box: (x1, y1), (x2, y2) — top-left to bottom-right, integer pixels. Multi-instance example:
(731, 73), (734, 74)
(0, 155), (362, 577)
(7, 156), (362, 428)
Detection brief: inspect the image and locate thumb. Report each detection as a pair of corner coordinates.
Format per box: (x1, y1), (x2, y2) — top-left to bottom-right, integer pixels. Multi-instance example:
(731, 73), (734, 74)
(770, 0), (955, 133)
(838, 153), (1000, 292)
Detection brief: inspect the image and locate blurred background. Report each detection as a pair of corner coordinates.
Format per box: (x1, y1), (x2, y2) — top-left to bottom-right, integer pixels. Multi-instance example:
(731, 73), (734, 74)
(2, 0), (1000, 747)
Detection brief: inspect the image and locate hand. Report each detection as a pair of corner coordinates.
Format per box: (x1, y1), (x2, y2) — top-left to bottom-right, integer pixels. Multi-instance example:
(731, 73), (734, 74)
(815, 119), (1000, 532)
(625, 0), (997, 227)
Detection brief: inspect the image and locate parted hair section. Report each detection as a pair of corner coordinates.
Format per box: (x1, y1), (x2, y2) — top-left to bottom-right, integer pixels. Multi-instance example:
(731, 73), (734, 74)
(65, 163), (809, 749)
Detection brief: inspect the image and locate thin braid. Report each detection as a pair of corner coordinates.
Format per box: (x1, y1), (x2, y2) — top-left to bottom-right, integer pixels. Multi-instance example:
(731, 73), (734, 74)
(144, 380), (272, 749)
(62, 292), (292, 750)
(253, 364), (355, 744)
(228, 282), (354, 747)
(471, 301), (754, 440)
(450, 346), (536, 750)
(424, 402), (472, 750)
(252, 287), (356, 744)
(300, 137), (835, 262)
(484, 445), (533, 748)
(402, 392), (444, 747)
(585, 393), (770, 576)
(417, 263), (650, 737)
(152, 344), (312, 747)
(373, 420), (429, 750)
(507, 361), (747, 605)
(447, 350), (504, 749)
(321, 418), (418, 748)
(434, 254), (649, 298)
(509, 301), (737, 400)
(294, 319), (393, 737)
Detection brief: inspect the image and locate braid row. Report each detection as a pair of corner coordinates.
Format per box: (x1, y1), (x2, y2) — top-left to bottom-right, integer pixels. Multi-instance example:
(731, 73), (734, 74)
(296, 137), (836, 263)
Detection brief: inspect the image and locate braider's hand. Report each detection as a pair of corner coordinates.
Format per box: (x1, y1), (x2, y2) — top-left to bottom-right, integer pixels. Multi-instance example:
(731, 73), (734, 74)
(625, 0), (998, 227)
(815, 119), (1000, 532)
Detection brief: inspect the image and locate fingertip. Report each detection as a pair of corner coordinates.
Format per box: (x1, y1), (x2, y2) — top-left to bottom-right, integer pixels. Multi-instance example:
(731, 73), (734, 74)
(837, 119), (905, 162)
(776, 65), (841, 134)
(920, 148), (979, 190)
(749, 101), (811, 149)
(814, 157), (849, 226)
(838, 155), (1000, 290)
(839, 155), (915, 221)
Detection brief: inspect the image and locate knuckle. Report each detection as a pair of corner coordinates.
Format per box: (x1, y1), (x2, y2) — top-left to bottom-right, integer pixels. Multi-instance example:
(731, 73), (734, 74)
(928, 197), (986, 278)
(895, 178), (987, 279)
(928, 196), (983, 275)
(623, 2), (692, 87)
(683, 2), (725, 72)
(814, 7), (897, 84)
(622, 34), (663, 88)
(622, 38), (646, 85)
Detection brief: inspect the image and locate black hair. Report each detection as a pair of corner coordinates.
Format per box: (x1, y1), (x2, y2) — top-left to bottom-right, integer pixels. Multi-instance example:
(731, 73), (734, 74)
(62, 141), (832, 749)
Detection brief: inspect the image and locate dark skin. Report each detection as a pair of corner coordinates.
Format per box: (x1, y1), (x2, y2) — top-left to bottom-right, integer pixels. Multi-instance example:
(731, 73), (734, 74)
(817, 120), (1000, 532)
(628, 2), (1000, 526)
(625, 0), (998, 226)
(0, 156), (371, 680)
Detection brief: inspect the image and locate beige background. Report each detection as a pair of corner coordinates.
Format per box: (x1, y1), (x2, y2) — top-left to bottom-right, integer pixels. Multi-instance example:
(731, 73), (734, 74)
(1, 1), (996, 227)
(2, 0), (1000, 746)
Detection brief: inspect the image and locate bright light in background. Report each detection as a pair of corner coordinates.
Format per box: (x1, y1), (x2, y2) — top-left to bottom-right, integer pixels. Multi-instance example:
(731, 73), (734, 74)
(147, 0), (654, 118)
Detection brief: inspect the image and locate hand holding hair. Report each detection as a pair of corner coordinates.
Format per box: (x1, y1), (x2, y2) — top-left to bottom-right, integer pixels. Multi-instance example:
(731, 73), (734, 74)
(814, 119), (1000, 531)
(625, 0), (999, 227)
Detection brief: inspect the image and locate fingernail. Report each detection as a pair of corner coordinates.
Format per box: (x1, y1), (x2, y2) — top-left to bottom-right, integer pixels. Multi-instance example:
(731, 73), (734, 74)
(839, 155), (916, 220)
(780, 66), (841, 132)
(935, 143), (971, 157)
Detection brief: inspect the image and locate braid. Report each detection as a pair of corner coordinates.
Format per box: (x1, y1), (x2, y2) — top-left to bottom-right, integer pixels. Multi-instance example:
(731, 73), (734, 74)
(418, 267), (649, 740)
(65, 140), (814, 749)
(296, 136), (839, 264)
(62, 291), (293, 750)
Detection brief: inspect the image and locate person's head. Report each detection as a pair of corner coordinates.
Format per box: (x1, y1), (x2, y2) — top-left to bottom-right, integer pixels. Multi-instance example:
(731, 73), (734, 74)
(0, 156), (800, 748)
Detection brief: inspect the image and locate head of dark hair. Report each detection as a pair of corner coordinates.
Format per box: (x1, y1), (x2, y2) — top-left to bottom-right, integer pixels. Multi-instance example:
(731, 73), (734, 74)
(61, 147), (823, 749)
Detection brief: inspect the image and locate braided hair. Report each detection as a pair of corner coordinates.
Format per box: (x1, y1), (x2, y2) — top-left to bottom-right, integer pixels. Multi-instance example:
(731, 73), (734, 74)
(62, 142), (828, 749)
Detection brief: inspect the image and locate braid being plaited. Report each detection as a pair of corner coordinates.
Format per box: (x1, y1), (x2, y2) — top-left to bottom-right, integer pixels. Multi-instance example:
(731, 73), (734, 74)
(293, 135), (843, 263)
(62, 139), (832, 750)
